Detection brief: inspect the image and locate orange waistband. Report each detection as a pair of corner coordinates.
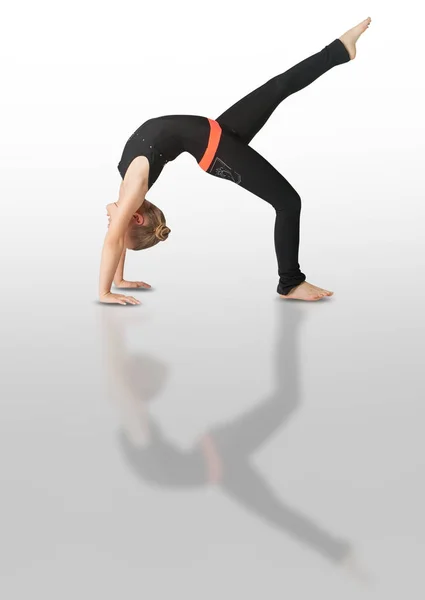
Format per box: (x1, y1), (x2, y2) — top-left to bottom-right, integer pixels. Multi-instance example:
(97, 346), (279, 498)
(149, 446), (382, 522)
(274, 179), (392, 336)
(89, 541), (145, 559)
(198, 118), (222, 171)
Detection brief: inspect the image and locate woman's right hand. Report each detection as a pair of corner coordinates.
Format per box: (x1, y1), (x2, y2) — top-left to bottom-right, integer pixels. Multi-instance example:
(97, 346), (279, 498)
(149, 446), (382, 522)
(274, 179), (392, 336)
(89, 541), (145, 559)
(99, 292), (141, 305)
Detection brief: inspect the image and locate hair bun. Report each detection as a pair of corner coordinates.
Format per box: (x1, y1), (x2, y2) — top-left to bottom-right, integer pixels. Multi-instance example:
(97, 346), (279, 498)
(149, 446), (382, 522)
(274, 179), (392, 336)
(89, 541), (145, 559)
(154, 223), (171, 241)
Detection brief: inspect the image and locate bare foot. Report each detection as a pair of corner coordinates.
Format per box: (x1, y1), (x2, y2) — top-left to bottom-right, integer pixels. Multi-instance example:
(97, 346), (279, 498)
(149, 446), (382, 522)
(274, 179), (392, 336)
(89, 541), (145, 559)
(339, 17), (372, 60)
(279, 281), (333, 302)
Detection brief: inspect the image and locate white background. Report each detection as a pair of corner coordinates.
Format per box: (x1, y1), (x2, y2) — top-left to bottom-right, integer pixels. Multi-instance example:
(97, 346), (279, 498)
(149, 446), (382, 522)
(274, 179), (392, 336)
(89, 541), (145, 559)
(1, 2), (424, 599)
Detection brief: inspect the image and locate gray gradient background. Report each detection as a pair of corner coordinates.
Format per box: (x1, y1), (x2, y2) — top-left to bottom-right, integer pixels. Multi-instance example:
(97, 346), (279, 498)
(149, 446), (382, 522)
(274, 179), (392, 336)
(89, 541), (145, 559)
(1, 1), (424, 598)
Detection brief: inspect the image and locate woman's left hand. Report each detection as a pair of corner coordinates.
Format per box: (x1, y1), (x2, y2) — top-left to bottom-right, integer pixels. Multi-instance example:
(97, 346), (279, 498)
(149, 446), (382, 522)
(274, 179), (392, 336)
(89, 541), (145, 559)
(114, 279), (151, 289)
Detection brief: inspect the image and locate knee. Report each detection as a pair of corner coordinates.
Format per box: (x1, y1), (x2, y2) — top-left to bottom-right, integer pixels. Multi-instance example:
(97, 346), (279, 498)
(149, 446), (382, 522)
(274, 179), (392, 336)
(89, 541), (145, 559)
(274, 189), (301, 214)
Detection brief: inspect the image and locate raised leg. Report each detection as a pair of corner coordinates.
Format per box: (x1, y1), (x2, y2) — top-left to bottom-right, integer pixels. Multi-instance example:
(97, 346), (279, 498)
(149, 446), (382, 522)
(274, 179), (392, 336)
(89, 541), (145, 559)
(221, 462), (352, 563)
(215, 38), (350, 144)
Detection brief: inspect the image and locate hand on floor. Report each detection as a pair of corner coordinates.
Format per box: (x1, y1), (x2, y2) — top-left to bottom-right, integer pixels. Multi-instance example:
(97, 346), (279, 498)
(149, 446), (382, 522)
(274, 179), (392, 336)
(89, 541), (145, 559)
(114, 279), (152, 289)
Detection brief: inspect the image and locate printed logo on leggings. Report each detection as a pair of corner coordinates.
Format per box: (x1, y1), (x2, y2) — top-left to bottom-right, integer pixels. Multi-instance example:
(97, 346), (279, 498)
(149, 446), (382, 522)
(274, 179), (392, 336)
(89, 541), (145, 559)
(209, 157), (241, 185)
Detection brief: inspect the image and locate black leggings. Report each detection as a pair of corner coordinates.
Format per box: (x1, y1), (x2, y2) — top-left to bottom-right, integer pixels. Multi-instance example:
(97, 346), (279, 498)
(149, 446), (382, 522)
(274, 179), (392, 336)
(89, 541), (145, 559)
(207, 38), (351, 295)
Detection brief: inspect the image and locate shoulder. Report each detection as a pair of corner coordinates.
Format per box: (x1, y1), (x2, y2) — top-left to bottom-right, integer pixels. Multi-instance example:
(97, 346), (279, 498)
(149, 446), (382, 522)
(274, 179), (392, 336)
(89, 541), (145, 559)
(120, 156), (150, 198)
(124, 155), (150, 182)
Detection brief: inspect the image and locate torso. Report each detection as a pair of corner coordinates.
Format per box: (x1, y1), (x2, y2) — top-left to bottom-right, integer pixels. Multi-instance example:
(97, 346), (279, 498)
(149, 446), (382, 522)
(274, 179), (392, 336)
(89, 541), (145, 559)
(117, 114), (210, 189)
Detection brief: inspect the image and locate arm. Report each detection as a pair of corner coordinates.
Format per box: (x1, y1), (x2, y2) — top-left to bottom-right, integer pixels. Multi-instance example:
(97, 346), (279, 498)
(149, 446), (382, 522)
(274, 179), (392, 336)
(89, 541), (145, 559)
(98, 233), (126, 298)
(100, 308), (151, 445)
(113, 247), (127, 287)
(112, 245), (152, 290)
(98, 158), (149, 302)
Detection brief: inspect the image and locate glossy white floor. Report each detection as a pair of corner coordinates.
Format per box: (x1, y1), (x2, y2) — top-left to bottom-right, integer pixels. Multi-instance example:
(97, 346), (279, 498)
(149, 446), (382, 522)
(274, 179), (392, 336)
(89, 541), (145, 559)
(2, 3), (424, 598)
(2, 188), (424, 598)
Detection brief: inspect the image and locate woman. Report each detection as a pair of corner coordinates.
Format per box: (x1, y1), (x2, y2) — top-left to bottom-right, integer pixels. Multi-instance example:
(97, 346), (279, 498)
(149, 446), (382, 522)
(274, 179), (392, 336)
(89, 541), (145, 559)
(99, 18), (372, 305)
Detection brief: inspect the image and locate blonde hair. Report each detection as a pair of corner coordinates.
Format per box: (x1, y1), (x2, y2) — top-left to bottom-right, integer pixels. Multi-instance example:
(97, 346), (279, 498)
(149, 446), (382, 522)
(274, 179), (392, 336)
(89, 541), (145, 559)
(126, 202), (171, 251)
